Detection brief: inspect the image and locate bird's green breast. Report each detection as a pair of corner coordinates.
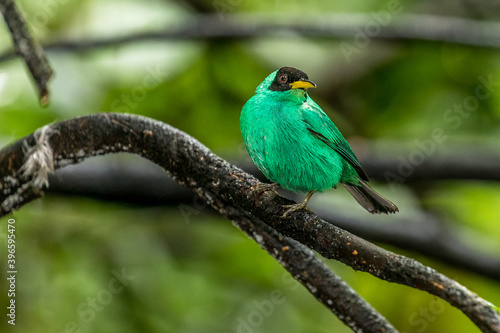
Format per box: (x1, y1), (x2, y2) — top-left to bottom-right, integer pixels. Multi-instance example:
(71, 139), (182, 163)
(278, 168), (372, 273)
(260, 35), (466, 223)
(241, 91), (345, 192)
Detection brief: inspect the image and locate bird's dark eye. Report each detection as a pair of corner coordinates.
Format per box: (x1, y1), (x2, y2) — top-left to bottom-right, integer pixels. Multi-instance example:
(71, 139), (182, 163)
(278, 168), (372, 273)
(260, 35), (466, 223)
(279, 74), (288, 84)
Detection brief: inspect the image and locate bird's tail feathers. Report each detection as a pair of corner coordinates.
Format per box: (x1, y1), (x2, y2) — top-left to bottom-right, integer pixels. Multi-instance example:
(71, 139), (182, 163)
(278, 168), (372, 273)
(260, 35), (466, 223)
(342, 180), (398, 214)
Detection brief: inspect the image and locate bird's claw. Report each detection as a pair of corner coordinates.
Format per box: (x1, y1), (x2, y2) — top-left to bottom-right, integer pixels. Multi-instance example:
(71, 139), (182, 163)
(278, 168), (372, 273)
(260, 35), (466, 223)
(282, 203), (313, 217)
(282, 190), (316, 217)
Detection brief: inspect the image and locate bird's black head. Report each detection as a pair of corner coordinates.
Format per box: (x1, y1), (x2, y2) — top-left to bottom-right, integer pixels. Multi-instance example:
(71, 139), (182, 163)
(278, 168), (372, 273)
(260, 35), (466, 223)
(268, 67), (316, 92)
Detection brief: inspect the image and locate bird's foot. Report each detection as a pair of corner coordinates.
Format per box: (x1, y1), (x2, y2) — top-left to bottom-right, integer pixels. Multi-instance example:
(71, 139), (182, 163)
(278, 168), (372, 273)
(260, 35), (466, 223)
(251, 182), (282, 201)
(282, 190), (315, 217)
(282, 202), (313, 217)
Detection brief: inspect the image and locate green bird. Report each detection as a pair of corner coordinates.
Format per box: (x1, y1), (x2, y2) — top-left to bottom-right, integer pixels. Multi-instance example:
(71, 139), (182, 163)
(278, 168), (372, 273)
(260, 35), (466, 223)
(240, 67), (398, 216)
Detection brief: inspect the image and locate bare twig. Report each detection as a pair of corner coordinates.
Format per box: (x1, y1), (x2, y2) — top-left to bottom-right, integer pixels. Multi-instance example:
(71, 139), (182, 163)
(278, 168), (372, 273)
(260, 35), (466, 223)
(0, 0), (53, 105)
(0, 113), (498, 332)
(0, 13), (499, 65)
(358, 145), (500, 183)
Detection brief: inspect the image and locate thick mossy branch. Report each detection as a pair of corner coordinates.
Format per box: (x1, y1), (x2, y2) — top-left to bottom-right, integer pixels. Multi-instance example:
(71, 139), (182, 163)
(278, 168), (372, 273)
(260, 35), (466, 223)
(0, 113), (499, 332)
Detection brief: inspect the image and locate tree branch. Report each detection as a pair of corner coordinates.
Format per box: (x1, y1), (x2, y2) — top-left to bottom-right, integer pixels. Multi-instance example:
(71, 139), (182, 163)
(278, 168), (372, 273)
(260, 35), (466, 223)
(359, 146), (500, 183)
(0, 0), (53, 105)
(315, 207), (500, 282)
(224, 207), (397, 332)
(0, 113), (498, 332)
(0, 13), (500, 65)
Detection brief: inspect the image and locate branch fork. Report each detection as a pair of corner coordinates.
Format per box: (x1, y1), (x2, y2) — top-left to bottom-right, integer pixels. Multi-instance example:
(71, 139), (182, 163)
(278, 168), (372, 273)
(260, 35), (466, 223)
(0, 113), (498, 332)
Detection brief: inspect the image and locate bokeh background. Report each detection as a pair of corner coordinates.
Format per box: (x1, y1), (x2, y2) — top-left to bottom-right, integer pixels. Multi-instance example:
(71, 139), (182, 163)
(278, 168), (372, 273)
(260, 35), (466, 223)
(1, 0), (500, 332)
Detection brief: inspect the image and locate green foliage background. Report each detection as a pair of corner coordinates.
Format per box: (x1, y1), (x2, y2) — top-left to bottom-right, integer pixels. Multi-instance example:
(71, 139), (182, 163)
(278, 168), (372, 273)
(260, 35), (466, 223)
(0, 0), (499, 332)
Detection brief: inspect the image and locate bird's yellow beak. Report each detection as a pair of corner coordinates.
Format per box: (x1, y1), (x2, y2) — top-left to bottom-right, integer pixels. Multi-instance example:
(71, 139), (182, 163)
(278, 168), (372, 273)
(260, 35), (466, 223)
(290, 80), (317, 90)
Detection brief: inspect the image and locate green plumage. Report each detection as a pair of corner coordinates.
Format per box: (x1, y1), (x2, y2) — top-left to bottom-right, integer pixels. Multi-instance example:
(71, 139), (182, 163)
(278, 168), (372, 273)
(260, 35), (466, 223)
(240, 67), (398, 214)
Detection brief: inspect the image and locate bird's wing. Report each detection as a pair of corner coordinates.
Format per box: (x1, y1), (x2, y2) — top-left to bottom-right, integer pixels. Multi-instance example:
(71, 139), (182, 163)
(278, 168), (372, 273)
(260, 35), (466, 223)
(301, 100), (369, 181)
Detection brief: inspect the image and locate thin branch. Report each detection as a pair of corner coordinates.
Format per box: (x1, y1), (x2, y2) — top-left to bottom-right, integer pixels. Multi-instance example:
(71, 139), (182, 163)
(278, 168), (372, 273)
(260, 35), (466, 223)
(0, 0), (53, 105)
(240, 148), (500, 184)
(315, 208), (500, 282)
(359, 146), (500, 183)
(225, 207), (397, 332)
(0, 113), (499, 332)
(0, 13), (500, 65)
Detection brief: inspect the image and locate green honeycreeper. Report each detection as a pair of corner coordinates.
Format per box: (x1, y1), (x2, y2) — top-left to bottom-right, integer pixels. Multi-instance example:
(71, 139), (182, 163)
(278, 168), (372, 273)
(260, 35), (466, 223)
(240, 67), (398, 216)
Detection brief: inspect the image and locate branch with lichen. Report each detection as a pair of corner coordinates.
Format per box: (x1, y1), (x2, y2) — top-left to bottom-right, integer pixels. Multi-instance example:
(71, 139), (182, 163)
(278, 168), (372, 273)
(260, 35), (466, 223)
(0, 113), (499, 332)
